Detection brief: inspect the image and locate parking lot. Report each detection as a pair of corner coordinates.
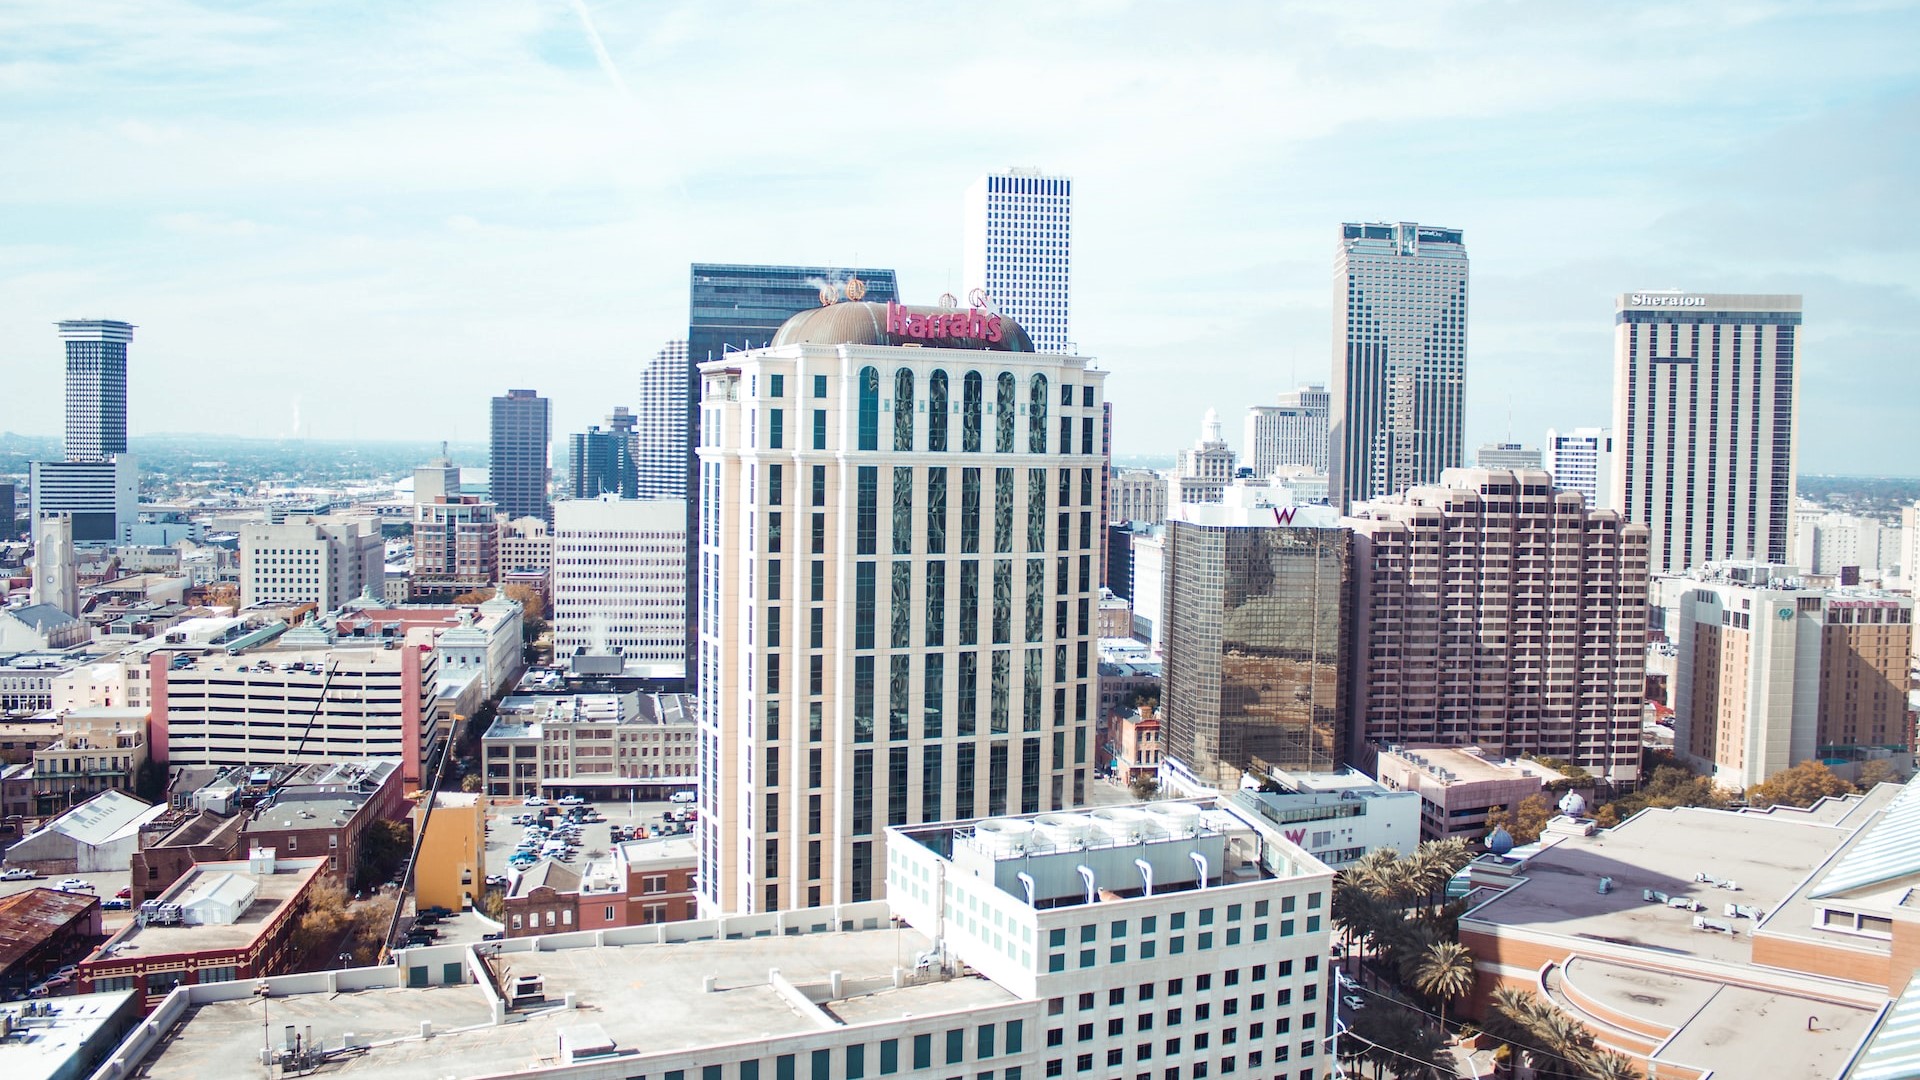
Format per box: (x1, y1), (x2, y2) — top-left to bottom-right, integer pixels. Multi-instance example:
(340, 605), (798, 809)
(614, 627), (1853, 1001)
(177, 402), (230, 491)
(0, 867), (138, 932)
(485, 795), (695, 882)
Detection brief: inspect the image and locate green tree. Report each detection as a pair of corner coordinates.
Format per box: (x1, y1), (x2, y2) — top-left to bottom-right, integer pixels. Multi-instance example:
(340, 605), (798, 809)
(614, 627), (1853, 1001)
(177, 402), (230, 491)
(1127, 774), (1160, 801)
(1410, 940), (1475, 1034)
(482, 889), (506, 922)
(1747, 760), (1854, 809)
(356, 818), (413, 889)
(461, 773), (483, 793)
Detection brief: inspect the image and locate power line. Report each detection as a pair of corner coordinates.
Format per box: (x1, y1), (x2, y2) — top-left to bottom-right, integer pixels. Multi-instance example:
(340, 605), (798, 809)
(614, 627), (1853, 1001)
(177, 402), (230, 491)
(1338, 971), (1593, 1074)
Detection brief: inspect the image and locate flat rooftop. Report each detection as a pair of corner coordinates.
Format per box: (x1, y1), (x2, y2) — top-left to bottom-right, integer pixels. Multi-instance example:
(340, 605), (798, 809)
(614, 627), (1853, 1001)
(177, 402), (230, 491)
(1464, 804), (1855, 965)
(2, 991), (137, 1080)
(1386, 746), (1562, 785)
(138, 927), (1016, 1080)
(96, 858), (323, 956)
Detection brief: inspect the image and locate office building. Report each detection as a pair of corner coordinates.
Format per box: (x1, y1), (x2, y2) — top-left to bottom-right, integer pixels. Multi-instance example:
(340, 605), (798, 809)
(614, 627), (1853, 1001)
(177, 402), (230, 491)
(551, 496), (687, 668)
(29, 458), (137, 544)
(1110, 468), (1168, 525)
(696, 298), (1105, 912)
(1795, 508), (1897, 578)
(496, 515), (553, 579)
(567, 414), (639, 500)
(410, 496), (499, 601)
(1371, 745), (1560, 842)
(1476, 442), (1541, 470)
(412, 451), (462, 505)
(0, 480), (15, 539)
(1244, 384), (1330, 476)
(481, 692), (697, 800)
(1330, 222), (1469, 510)
(1348, 468), (1649, 781)
(1609, 291), (1802, 573)
(1168, 409), (1235, 507)
(30, 513), (78, 616)
(1544, 426), (1612, 509)
(94, 795), (1339, 1080)
(687, 264), (902, 688)
(1159, 499), (1352, 789)
(963, 168), (1072, 353)
(490, 388), (551, 524)
(635, 339), (690, 499)
(1659, 562), (1913, 790)
(1242, 769), (1422, 869)
(1458, 778), (1920, 1079)
(58, 319), (134, 462)
(237, 517), (384, 609)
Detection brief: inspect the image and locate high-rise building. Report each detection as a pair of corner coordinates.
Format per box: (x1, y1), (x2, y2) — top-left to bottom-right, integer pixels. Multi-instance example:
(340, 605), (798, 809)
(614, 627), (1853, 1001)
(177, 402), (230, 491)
(963, 168), (1072, 353)
(568, 409), (639, 500)
(28, 458), (136, 544)
(635, 340), (690, 499)
(412, 450), (461, 505)
(1168, 409), (1235, 507)
(551, 496), (687, 668)
(1608, 292), (1802, 574)
(1659, 562), (1913, 789)
(0, 481), (16, 540)
(410, 496), (499, 601)
(1330, 223), (1469, 510)
(58, 319), (133, 462)
(1159, 498), (1352, 790)
(239, 518), (384, 609)
(1348, 468), (1649, 781)
(1476, 442), (1542, 470)
(1544, 427), (1612, 509)
(489, 389), (551, 524)
(696, 298), (1105, 913)
(1244, 384), (1330, 476)
(687, 265), (902, 689)
(1793, 507), (1896, 578)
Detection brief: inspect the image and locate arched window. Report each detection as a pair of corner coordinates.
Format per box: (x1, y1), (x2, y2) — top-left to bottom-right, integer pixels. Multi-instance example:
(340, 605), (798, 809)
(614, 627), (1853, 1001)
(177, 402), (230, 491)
(929, 370), (949, 452)
(995, 372), (1016, 453)
(1028, 373), (1049, 453)
(893, 368), (915, 451)
(857, 366), (880, 451)
(962, 371), (983, 452)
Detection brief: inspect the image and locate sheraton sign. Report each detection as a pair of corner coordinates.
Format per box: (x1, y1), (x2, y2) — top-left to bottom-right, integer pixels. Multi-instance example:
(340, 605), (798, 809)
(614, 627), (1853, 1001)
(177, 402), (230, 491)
(886, 301), (1005, 344)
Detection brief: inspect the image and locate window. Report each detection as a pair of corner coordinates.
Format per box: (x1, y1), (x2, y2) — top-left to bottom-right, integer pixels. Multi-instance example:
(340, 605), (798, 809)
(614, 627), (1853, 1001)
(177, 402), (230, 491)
(996, 371), (1017, 452)
(930, 370), (950, 451)
(1029, 373), (1050, 452)
(769, 408), (784, 448)
(813, 409), (827, 449)
(948, 1029), (966, 1065)
(963, 371), (984, 451)
(858, 366), (880, 450)
(894, 368), (915, 451)
(914, 1035), (932, 1070)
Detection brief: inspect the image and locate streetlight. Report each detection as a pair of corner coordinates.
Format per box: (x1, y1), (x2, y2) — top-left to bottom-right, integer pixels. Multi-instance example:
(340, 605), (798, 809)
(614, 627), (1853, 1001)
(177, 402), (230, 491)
(254, 980), (272, 1066)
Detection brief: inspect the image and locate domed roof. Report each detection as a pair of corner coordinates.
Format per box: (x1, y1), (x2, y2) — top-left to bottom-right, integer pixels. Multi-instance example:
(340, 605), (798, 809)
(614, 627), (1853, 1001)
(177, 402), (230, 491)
(1486, 826), (1514, 855)
(770, 301), (1033, 352)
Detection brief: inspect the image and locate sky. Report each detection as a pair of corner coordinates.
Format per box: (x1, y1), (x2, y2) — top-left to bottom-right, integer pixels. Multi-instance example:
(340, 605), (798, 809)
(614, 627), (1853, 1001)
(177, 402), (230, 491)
(2, 1), (1917, 474)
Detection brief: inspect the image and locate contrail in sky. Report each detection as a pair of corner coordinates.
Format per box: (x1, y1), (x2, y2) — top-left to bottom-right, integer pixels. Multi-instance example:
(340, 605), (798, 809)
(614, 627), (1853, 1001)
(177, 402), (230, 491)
(567, 0), (632, 100)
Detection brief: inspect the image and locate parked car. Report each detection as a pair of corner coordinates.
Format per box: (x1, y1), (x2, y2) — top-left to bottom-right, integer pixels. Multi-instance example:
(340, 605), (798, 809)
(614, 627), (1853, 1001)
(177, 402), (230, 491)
(1342, 995), (1366, 1011)
(557, 795), (587, 806)
(484, 874), (508, 888)
(1, 868), (38, 881)
(55, 878), (93, 893)
(103, 899), (131, 911)
(424, 905), (453, 918)
(669, 790), (696, 803)
(481, 931), (504, 942)
(115, 886), (131, 899)
(523, 795), (547, 807)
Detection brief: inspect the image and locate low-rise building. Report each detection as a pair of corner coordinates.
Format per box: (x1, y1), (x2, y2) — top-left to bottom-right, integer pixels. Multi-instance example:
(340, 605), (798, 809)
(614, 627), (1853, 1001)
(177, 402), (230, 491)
(412, 790), (485, 912)
(127, 810), (247, 905)
(1372, 745), (1561, 842)
(480, 692), (697, 800)
(4, 789), (167, 874)
(0, 990), (141, 1080)
(245, 758), (405, 889)
(0, 606), (89, 653)
(502, 836), (698, 937)
(1459, 778), (1920, 1079)
(0, 887), (103, 999)
(79, 848), (328, 1011)
(1102, 704), (1162, 783)
(32, 707), (149, 812)
(1238, 768), (1422, 869)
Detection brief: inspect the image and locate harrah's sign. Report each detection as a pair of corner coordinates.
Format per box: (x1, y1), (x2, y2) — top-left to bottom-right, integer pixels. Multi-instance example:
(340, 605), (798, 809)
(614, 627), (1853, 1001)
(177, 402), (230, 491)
(886, 301), (1004, 344)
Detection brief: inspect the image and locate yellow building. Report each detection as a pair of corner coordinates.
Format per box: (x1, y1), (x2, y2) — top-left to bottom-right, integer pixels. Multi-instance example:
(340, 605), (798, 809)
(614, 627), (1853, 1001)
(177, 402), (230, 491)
(411, 791), (484, 911)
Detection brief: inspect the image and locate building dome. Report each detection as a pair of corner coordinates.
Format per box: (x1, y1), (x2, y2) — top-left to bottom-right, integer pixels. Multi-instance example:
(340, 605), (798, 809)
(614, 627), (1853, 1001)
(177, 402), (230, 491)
(769, 301), (1034, 352)
(1558, 791), (1587, 818)
(1486, 826), (1514, 855)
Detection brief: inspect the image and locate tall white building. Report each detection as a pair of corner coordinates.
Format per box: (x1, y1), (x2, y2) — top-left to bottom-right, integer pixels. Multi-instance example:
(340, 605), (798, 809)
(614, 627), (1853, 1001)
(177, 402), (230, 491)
(697, 299), (1106, 913)
(550, 496), (687, 667)
(1544, 426), (1613, 509)
(1608, 292), (1801, 574)
(1244, 384), (1330, 476)
(1169, 409), (1235, 507)
(30, 514), (78, 617)
(963, 168), (1072, 353)
(238, 518), (385, 609)
(636, 339), (690, 499)
(1330, 222), (1469, 510)
(1793, 507), (1895, 577)
(29, 458), (137, 545)
(58, 319), (133, 462)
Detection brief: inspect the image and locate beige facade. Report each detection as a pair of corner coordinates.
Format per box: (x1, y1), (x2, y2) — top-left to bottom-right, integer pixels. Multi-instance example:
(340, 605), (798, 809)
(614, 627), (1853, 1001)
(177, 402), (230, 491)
(1372, 745), (1558, 841)
(1662, 562), (1914, 789)
(1608, 292), (1801, 574)
(1348, 467), (1650, 781)
(34, 707), (148, 805)
(496, 516), (553, 579)
(480, 692), (697, 799)
(1108, 468), (1166, 525)
(698, 306), (1106, 913)
(237, 517), (383, 609)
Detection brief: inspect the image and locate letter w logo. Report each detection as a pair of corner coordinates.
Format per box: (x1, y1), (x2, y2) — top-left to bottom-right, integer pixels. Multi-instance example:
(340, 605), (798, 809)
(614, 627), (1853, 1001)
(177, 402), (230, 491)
(1284, 828), (1307, 845)
(1272, 507), (1297, 525)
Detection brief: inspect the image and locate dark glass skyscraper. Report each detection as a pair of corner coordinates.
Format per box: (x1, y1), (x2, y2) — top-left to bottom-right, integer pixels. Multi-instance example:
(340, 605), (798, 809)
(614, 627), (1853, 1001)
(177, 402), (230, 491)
(569, 408), (638, 500)
(1160, 507), (1352, 788)
(684, 264), (899, 687)
(490, 389), (551, 523)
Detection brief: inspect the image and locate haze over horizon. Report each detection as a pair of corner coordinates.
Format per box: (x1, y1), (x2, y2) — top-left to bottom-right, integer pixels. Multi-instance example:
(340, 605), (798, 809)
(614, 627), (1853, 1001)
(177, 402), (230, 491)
(3, 2), (1916, 475)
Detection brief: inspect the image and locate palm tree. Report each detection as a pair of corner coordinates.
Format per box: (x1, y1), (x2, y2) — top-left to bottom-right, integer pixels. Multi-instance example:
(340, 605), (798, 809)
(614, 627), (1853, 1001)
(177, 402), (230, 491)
(1577, 1049), (1644, 1080)
(1410, 941), (1476, 1035)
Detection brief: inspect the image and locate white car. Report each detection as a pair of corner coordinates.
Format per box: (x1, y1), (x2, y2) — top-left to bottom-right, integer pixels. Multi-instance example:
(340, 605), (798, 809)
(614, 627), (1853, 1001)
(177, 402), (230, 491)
(1342, 994), (1366, 1011)
(56, 878), (94, 893)
(523, 795), (547, 807)
(669, 790), (697, 804)
(557, 795), (587, 806)
(1, 868), (36, 881)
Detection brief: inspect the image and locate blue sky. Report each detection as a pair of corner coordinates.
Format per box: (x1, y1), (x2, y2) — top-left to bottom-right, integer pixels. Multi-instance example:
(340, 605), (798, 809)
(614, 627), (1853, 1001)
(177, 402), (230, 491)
(2, 1), (1916, 473)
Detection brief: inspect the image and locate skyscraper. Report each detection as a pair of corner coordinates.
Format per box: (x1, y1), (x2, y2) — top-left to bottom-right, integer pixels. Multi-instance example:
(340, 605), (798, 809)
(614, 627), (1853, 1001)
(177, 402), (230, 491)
(1348, 468), (1648, 781)
(58, 319), (133, 462)
(1167, 409), (1235, 507)
(963, 168), (1072, 353)
(685, 265), (901, 688)
(1244, 384), (1330, 476)
(1159, 499), (1352, 790)
(569, 408), (638, 500)
(1476, 442), (1542, 470)
(635, 340), (689, 500)
(1330, 223), (1469, 510)
(1608, 292), (1801, 574)
(551, 497), (687, 666)
(696, 297), (1105, 913)
(1544, 427), (1613, 509)
(490, 389), (551, 524)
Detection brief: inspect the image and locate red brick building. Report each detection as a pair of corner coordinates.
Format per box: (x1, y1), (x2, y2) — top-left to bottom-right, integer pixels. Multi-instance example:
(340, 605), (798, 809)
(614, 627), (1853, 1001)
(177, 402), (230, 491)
(503, 837), (696, 938)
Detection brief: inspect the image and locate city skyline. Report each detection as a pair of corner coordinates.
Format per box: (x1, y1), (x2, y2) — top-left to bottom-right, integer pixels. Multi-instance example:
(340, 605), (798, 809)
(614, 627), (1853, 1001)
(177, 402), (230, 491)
(2, 5), (1914, 475)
